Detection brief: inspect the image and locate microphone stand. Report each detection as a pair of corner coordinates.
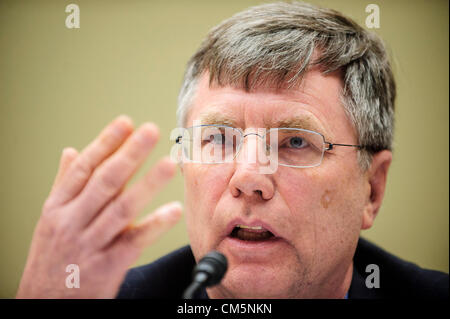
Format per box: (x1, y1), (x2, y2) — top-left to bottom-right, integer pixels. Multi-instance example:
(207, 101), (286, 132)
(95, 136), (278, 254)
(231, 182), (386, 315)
(182, 251), (228, 299)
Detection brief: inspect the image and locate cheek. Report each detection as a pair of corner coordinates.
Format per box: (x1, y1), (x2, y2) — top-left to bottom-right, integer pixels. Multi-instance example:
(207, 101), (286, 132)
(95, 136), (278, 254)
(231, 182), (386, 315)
(276, 166), (364, 262)
(276, 168), (331, 247)
(277, 168), (329, 221)
(183, 165), (232, 253)
(184, 165), (230, 208)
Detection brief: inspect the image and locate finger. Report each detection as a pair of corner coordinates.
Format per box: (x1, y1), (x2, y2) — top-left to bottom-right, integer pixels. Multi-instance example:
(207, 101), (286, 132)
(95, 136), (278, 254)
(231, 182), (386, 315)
(50, 147), (79, 194)
(49, 115), (134, 208)
(76, 202), (181, 298)
(68, 122), (160, 229)
(114, 201), (183, 251)
(81, 157), (177, 251)
(97, 202), (182, 273)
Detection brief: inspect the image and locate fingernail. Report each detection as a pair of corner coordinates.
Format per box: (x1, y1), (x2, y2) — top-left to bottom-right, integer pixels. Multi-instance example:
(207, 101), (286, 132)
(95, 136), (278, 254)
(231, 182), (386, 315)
(62, 147), (77, 156)
(171, 201), (183, 210)
(116, 114), (133, 125)
(141, 122), (160, 137)
(163, 155), (177, 164)
(113, 115), (134, 136)
(164, 201), (183, 220)
(135, 123), (159, 146)
(158, 157), (177, 177)
(166, 201), (182, 212)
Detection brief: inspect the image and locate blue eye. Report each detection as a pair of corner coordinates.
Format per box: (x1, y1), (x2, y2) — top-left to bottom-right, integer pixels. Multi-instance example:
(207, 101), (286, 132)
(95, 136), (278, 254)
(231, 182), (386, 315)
(289, 136), (307, 149)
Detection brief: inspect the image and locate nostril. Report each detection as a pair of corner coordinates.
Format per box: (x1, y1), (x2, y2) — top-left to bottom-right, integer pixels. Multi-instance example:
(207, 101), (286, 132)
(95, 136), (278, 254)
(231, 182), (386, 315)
(231, 188), (241, 197)
(229, 170), (275, 200)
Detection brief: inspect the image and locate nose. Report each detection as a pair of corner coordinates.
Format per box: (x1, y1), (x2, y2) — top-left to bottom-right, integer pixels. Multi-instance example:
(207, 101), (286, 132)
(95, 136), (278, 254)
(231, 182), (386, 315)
(229, 135), (275, 200)
(229, 168), (275, 200)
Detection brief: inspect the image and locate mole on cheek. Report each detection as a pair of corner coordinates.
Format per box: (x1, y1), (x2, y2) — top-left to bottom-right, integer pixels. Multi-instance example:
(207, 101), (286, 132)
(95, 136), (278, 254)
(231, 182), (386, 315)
(194, 175), (200, 187)
(321, 189), (332, 209)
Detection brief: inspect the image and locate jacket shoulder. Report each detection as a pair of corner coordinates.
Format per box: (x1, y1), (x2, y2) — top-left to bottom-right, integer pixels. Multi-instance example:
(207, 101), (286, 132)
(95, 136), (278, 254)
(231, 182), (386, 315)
(350, 237), (449, 299)
(116, 245), (195, 299)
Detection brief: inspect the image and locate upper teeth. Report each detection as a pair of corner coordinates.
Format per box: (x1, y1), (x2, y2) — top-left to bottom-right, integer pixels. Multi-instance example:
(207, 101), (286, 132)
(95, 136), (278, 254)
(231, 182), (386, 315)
(237, 224), (263, 230)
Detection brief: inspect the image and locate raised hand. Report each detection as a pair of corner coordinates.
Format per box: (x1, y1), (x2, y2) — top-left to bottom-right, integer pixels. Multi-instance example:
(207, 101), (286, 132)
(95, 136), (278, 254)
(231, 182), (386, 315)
(16, 115), (182, 298)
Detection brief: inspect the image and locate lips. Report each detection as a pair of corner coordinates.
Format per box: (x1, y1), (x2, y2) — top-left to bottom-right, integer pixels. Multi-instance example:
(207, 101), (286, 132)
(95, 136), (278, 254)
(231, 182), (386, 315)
(225, 219), (280, 242)
(230, 225), (274, 241)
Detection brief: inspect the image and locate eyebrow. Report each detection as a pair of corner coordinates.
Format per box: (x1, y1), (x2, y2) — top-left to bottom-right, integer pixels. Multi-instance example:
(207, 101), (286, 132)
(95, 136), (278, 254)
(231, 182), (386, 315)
(196, 112), (239, 127)
(195, 112), (329, 140)
(270, 116), (327, 136)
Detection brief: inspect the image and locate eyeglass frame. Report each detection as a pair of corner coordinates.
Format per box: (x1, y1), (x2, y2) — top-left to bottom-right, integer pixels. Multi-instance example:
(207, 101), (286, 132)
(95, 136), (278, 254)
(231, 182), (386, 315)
(175, 124), (367, 168)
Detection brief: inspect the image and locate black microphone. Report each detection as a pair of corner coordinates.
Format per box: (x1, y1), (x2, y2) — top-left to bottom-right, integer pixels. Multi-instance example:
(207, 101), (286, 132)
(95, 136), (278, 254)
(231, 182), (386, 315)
(182, 251), (228, 299)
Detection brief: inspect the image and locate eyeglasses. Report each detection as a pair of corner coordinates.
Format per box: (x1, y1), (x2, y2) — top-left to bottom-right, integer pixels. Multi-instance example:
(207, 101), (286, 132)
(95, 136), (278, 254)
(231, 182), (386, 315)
(175, 125), (365, 168)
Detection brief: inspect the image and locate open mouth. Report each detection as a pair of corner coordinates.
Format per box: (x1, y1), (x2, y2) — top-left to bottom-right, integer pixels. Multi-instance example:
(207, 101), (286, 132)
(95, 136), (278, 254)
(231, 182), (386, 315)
(229, 225), (275, 241)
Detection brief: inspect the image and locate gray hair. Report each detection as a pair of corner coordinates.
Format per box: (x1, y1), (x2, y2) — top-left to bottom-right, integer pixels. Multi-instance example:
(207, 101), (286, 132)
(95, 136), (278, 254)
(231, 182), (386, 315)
(176, 1), (396, 170)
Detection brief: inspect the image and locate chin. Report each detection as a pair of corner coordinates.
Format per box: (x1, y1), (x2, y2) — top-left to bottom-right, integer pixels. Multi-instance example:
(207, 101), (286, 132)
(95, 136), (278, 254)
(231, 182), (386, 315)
(217, 263), (299, 299)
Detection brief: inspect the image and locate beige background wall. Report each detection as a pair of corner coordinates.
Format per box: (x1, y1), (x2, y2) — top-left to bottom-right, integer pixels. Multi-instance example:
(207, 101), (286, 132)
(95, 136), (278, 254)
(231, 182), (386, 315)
(0, 0), (448, 298)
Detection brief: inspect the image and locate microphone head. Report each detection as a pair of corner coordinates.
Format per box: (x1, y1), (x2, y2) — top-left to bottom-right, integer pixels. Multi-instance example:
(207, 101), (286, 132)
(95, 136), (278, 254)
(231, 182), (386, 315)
(193, 251), (228, 287)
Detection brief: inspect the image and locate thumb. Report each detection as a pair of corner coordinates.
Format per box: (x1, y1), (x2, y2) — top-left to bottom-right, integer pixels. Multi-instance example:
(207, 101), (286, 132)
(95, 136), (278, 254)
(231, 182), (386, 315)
(121, 201), (183, 250)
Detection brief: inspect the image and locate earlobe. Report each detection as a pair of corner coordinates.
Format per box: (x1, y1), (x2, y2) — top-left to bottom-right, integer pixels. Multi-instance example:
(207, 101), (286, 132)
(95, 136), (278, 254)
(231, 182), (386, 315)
(361, 150), (392, 230)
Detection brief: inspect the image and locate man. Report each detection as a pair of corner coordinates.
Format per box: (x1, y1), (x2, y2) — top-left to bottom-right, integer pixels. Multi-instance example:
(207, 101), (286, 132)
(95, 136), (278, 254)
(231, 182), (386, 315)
(17, 2), (448, 299)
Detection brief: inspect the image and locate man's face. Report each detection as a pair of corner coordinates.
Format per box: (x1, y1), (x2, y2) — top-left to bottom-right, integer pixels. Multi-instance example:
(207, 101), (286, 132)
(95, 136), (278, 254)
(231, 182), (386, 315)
(182, 69), (369, 298)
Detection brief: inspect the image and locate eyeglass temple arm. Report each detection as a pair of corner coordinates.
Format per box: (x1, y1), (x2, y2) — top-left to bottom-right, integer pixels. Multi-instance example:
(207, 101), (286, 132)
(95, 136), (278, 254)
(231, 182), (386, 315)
(325, 142), (365, 151)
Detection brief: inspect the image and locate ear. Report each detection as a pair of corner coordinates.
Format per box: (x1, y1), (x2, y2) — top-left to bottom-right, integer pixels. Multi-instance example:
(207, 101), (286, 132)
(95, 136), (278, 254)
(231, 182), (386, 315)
(361, 150), (392, 230)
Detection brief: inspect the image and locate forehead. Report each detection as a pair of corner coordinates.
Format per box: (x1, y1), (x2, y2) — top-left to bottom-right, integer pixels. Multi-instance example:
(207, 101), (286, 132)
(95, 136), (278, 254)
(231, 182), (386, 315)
(186, 70), (353, 142)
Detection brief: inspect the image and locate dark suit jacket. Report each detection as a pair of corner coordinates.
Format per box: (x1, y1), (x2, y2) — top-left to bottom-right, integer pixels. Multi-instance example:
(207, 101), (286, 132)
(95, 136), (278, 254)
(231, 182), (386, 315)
(116, 237), (448, 299)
